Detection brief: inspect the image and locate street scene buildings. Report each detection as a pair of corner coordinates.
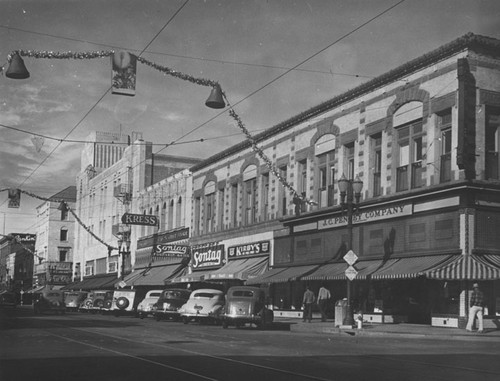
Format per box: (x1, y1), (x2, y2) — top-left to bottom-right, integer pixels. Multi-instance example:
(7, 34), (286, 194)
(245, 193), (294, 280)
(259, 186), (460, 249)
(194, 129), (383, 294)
(2, 33), (500, 329)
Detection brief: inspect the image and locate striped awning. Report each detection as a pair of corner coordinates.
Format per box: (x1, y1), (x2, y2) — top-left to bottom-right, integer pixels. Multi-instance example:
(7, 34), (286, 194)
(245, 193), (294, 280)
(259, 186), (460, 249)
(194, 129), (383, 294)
(424, 254), (500, 280)
(370, 255), (454, 280)
(245, 265), (317, 285)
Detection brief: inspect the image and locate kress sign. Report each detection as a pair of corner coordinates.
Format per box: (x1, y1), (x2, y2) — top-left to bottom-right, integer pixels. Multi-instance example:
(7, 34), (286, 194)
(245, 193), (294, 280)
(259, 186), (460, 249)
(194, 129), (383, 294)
(121, 213), (158, 226)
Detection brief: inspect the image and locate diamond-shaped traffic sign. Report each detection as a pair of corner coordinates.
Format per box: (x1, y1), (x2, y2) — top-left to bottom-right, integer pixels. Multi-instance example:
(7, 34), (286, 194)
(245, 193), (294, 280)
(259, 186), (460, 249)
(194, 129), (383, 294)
(345, 265), (358, 281)
(343, 250), (358, 265)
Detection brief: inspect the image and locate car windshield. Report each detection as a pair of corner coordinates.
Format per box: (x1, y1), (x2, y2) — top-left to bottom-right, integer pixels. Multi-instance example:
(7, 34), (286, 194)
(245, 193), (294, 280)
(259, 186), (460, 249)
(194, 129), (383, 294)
(232, 290), (254, 297)
(149, 292), (161, 298)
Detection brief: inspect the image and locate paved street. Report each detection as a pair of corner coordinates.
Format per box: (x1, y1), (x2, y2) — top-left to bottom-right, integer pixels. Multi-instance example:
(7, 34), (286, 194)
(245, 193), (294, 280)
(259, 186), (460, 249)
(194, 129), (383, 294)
(1, 306), (500, 381)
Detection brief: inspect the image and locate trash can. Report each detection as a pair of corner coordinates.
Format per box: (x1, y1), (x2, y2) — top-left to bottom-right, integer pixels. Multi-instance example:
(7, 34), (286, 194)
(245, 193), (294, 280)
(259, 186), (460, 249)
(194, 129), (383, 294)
(335, 299), (348, 327)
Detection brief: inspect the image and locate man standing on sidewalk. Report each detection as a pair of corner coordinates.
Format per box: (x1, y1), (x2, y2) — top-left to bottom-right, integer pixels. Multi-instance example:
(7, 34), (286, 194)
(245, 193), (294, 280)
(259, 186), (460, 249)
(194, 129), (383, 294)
(302, 285), (315, 323)
(466, 283), (484, 333)
(317, 284), (331, 322)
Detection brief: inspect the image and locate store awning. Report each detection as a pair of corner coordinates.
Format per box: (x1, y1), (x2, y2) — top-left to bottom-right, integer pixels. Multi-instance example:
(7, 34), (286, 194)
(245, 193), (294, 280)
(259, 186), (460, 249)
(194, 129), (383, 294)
(370, 255), (454, 280)
(245, 264), (318, 285)
(130, 263), (186, 287)
(69, 273), (119, 291)
(25, 285), (47, 293)
(424, 254), (500, 280)
(300, 262), (346, 281)
(207, 257), (268, 281)
(170, 269), (215, 283)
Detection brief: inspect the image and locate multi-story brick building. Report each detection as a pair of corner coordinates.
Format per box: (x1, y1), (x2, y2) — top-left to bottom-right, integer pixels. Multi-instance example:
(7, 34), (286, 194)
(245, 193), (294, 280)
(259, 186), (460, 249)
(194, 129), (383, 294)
(186, 33), (500, 327)
(71, 132), (200, 291)
(33, 186), (76, 290)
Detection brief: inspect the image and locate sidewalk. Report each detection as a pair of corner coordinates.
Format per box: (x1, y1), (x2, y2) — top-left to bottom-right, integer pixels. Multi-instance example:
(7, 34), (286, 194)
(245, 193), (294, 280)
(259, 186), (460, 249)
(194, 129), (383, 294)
(274, 317), (500, 342)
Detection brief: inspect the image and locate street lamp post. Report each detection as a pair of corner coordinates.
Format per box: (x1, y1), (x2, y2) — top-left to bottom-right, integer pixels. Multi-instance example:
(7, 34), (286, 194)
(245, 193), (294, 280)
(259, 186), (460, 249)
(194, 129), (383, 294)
(338, 174), (363, 327)
(117, 233), (131, 280)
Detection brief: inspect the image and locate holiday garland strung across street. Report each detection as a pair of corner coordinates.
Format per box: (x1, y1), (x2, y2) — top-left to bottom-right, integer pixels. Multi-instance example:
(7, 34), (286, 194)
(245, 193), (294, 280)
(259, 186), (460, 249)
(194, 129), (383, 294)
(2, 48), (317, 220)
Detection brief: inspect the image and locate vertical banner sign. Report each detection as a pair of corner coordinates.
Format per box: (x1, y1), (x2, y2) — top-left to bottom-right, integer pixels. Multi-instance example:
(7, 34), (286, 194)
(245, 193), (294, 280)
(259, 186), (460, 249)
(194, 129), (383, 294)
(111, 51), (137, 96)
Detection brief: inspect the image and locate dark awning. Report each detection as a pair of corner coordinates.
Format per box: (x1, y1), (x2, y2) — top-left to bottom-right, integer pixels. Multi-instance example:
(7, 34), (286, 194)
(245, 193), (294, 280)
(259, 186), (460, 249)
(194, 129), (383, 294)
(424, 254), (500, 280)
(370, 255), (454, 280)
(245, 265), (317, 285)
(67, 273), (118, 291)
(130, 263), (186, 287)
(207, 257), (268, 281)
(170, 269), (214, 283)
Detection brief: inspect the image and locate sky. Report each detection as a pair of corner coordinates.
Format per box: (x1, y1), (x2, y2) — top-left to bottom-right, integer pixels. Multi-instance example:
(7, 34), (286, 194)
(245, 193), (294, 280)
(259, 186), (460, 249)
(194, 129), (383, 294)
(1, 0), (499, 235)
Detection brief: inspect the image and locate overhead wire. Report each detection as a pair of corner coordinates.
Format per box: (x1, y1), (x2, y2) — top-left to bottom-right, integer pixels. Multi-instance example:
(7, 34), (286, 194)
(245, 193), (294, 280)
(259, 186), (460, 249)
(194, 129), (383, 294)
(3, 0), (408, 239)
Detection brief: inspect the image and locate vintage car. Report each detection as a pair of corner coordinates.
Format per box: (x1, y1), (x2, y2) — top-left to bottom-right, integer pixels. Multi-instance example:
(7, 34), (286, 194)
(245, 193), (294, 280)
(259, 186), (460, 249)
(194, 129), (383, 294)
(109, 289), (137, 316)
(136, 289), (163, 319)
(221, 286), (273, 329)
(0, 291), (17, 308)
(33, 289), (66, 315)
(153, 288), (191, 321)
(64, 291), (87, 312)
(79, 290), (110, 313)
(178, 289), (224, 324)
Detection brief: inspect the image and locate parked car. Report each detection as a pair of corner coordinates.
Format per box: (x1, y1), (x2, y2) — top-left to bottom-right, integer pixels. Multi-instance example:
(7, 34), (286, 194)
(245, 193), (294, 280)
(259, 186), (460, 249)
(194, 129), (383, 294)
(109, 289), (137, 316)
(136, 289), (163, 319)
(64, 291), (87, 312)
(153, 288), (191, 321)
(0, 291), (17, 308)
(33, 289), (65, 315)
(79, 290), (109, 313)
(178, 289), (224, 324)
(221, 286), (273, 329)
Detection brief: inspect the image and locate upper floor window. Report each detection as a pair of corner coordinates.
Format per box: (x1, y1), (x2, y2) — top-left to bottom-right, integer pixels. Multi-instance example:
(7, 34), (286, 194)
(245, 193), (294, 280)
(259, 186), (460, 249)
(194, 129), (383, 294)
(59, 250), (67, 262)
(60, 207), (68, 221)
(279, 165), (288, 217)
(486, 106), (500, 180)
(370, 133), (383, 197)
(231, 183), (238, 228)
(315, 134), (336, 208)
(261, 172), (270, 221)
(176, 197), (182, 227)
(344, 142), (355, 180)
(438, 110), (452, 182)
(60, 228), (68, 242)
(394, 101), (425, 192)
(218, 188), (225, 229)
(243, 165), (258, 225)
(204, 181), (216, 233)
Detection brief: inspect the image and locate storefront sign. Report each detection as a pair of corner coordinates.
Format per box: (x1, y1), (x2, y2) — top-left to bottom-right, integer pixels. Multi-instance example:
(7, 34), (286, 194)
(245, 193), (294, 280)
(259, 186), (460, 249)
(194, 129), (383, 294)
(228, 241), (270, 259)
(152, 244), (190, 259)
(192, 244), (224, 269)
(137, 228), (190, 249)
(121, 213), (158, 226)
(319, 203), (412, 229)
(345, 265), (358, 280)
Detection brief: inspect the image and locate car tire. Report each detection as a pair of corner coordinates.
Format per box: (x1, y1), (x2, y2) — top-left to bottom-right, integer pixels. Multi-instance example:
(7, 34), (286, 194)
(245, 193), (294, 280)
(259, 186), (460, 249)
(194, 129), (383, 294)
(116, 297), (129, 310)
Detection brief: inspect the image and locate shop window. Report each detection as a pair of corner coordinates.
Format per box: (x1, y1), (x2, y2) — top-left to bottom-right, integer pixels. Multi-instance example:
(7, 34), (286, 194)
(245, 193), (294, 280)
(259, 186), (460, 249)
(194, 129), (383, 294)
(485, 107), (500, 180)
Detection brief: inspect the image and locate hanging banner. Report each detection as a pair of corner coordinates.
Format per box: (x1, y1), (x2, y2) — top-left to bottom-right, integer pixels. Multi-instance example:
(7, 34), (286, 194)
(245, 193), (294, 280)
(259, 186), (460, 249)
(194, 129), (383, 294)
(111, 51), (137, 96)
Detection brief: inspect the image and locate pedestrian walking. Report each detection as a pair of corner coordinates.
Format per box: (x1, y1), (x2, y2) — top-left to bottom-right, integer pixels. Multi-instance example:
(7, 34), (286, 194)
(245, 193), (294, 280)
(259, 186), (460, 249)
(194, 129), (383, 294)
(302, 285), (315, 322)
(317, 284), (331, 322)
(466, 283), (485, 333)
